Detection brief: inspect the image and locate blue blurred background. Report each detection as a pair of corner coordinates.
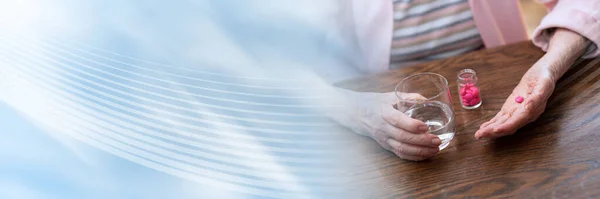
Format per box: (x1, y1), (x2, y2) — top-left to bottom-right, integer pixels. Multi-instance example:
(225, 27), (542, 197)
(0, 0), (368, 198)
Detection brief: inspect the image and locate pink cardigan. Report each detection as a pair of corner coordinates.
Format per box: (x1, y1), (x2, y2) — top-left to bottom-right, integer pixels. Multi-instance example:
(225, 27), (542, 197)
(351, 0), (600, 74)
(471, 0), (600, 58)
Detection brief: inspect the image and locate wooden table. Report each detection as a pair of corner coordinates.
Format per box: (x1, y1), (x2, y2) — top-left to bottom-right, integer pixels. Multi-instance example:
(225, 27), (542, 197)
(337, 41), (600, 198)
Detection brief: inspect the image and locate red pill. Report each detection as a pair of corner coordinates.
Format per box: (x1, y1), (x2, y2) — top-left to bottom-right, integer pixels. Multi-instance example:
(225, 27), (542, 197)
(463, 93), (474, 101)
(515, 96), (524, 103)
(471, 97), (480, 104)
(470, 87), (479, 96)
(459, 83), (482, 106)
(460, 86), (467, 95)
(466, 89), (473, 95)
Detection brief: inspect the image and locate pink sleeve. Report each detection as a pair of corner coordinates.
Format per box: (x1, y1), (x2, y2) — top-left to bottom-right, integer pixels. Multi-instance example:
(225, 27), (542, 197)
(531, 0), (600, 58)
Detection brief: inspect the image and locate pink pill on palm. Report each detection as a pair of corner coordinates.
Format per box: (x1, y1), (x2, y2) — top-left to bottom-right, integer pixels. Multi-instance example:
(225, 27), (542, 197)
(515, 96), (524, 103)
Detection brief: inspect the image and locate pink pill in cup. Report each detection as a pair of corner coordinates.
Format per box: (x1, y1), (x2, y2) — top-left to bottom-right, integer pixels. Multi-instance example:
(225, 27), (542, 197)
(457, 69), (482, 109)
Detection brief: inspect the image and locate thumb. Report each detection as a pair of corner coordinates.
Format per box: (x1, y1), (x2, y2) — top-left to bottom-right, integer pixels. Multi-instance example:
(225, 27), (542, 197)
(379, 92), (427, 104)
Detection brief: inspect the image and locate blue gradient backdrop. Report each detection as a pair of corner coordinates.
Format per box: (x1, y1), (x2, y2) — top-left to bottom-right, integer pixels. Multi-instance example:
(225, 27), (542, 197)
(0, 0), (374, 198)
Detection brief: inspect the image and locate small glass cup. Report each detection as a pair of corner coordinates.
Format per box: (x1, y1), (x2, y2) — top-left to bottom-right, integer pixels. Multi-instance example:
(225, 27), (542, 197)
(395, 73), (456, 150)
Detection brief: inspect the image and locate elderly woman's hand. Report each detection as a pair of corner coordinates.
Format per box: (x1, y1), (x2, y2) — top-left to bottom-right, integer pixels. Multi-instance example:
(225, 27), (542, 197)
(475, 28), (591, 139)
(363, 92), (442, 161)
(333, 91), (441, 161)
(475, 67), (555, 139)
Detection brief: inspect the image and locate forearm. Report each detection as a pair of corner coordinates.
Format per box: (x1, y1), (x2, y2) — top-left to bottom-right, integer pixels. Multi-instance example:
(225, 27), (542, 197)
(533, 28), (591, 83)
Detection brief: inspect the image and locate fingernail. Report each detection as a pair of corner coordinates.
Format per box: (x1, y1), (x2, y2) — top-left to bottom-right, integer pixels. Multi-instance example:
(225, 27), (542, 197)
(432, 137), (441, 145)
(418, 125), (429, 132)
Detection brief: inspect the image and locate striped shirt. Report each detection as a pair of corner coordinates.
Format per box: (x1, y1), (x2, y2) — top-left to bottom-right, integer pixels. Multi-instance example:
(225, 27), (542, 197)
(390, 0), (484, 69)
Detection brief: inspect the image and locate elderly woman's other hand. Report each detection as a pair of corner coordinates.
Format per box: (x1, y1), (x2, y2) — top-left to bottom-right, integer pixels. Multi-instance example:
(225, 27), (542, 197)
(475, 66), (555, 139)
(475, 28), (592, 139)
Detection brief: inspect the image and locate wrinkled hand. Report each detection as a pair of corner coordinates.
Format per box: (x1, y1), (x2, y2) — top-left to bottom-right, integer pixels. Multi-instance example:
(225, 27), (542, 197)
(475, 70), (556, 139)
(350, 92), (442, 161)
(475, 28), (590, 139)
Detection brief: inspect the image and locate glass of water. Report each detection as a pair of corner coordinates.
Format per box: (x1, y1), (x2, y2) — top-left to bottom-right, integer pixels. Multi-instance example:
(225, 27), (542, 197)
(395, 73), (456, 150)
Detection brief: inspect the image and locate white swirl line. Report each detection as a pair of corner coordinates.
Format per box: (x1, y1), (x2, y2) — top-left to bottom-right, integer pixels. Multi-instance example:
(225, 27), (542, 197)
(6, 50), (334, 135)
(59, 105), (334, 182)
(6, 33), (317, 90)
(0, 73), (335, 193)
(18, 110), (307, 196)
(57, 98), (336, 181)
(5, 37), (331, 107)
(4, 57), (338, 152)
(42, 35), (327, 98)
(44, 32), (307, 82)
(3, 39), (330, 120)
(4, 44), (329, 125)
(3, 109), (291, 198)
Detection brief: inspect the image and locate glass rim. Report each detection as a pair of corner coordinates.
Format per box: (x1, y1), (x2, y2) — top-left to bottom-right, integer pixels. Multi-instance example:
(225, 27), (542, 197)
(457, 69), (476, 81)
(394, 72), (449, 102)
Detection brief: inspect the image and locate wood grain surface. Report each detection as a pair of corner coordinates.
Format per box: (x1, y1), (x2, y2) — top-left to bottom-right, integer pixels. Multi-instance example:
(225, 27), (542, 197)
(337, 42), (600, 199)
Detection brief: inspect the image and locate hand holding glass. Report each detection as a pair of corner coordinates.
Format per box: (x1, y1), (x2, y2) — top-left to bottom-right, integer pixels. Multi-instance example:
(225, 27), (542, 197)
(395, 73), (456, 150)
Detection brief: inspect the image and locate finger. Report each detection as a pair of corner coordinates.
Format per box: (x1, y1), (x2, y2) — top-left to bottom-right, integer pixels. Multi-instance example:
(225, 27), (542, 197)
(494, 112), (528, 135)
(474, 128), (486, 139)
(478, 119), (494, 131)
(496, 107), (517, 124)
(378, 92), (425, 105)
(477, 102), (538, 139)
(379, 137), (393, 151)
(476, 91), (524, 138)
(404, 93), (427, 101)
(384, 124), (441, 147)
(476, 115), (514, 139)
(475, 126), (493, 139)
(396, 92), (427, 101)
(395, 153), (429, 161)
(481, 115), (499, 129)
(382, 107), (428, 133)
(393, 93), (427, 111)
(370, 125), (393, 151)
(482, 108), (515, 133)
(385, 140), (430, 161)
(475, 114), (501, 139)
(386, 138), (439, 158)
(483, 130), (514, 139)
(495, 102), (544, 135)
(476, 121), (504, 139)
